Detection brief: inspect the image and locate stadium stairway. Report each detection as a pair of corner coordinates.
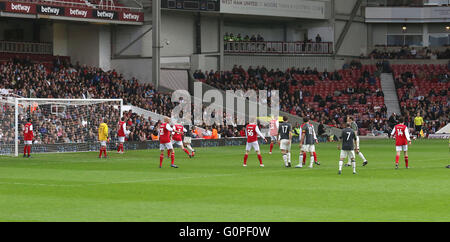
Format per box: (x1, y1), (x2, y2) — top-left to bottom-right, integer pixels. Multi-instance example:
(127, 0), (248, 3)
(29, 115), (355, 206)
(380, 73), (401, 117)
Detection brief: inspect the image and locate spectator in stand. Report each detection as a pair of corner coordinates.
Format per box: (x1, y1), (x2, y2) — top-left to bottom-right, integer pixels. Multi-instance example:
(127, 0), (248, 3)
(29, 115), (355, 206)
(315, 34), (322, 43)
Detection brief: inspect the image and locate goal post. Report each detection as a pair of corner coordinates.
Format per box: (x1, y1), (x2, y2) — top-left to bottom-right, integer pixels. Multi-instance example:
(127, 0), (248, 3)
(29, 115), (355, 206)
(0, 98), (123, 157)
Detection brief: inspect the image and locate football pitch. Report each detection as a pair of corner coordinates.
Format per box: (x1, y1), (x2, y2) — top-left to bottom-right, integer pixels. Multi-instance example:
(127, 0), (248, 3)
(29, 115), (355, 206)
(0, 139), (448, 222)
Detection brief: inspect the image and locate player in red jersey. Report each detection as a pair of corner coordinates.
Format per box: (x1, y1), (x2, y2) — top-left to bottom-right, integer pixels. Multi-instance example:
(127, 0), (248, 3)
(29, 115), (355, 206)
(390, 117), (412, 169)
(23, 118), (33, 158)
(243, 119), (268, 167)
(117, 117), (129, 154)
(158, 117), (182, 168)
(171, 122), (192, 158)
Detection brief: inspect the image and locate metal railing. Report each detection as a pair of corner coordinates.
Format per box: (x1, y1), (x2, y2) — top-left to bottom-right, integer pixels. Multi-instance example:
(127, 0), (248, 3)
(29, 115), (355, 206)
(224, 41), (333, 55)
(0, 41), (53, 55)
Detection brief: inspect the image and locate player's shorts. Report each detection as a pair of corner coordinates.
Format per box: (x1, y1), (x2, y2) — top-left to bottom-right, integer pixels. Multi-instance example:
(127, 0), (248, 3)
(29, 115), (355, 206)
(100, 141), (107, 147)
(118, 137), (125, 143)
(183, 137), (191, 143)
(172, 140), (183, 147)
(301, 144), (315, 153)
(24, 140), (32, 145)
(280, 139), (291, 151)
(160, 142), (173, 150)
(340, 150), (355, 159)
(246, 141), (260, 152)
(270, 136), (278, 142)
(396, 145), (408, 152)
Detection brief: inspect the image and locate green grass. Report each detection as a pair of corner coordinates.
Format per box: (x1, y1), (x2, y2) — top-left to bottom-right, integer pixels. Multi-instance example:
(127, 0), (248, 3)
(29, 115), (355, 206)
(0, 139), (449, 222)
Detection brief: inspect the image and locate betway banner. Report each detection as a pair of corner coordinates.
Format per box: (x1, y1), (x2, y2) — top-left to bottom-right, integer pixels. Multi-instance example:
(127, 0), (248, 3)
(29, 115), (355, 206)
(220, 0), (327, 19)
(65, 7), (92, 18)
(5, 2), (36, 14)
(118, 11), (143, 22)
(0, 1), (142, 23)
(37, 5), (64, 16)
(93, 9), (118, 20)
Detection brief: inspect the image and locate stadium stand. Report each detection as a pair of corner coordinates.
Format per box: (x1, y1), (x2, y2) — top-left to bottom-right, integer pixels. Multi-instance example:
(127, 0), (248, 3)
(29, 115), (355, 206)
(193, 61), (388, 136)
(392, 63), (449, 135)
(0, 56), (252, 145)
(366, 46), (450, 59)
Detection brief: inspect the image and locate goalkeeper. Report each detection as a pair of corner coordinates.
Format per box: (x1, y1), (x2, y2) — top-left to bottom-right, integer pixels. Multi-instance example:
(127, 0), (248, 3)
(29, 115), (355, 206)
(98, 118), (109, 158)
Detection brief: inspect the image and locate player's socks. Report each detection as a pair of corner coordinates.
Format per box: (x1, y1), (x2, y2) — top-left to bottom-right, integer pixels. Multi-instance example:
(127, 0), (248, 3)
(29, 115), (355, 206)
(283, 154), (288, 167)
(299, 153), (303, 165)
(309, 156), (314, 168)
(23, 145), (27, 156)
(287, 152), (291, 164)
(257, 154), (263, 165)
(352, 160), (356, 173)
(269, 143), (274, 153)
(160, 153), (164, 166)
(99, 148), (103, 158)
(243, 154), (248, 165)
(405, 156), (409, 168)
(395, 154), (400, 164)
(302, 152), (307, 165)
(183, 148), (190, 156)
(358, 152), (367, 162)
(346, 157), (351, 166)
(313, 152), (318, 162)
(103, 148), (107, 158)
(167, 150), (171, 158)
(171, 153), (175, 165)
(339, 160), (343, 172)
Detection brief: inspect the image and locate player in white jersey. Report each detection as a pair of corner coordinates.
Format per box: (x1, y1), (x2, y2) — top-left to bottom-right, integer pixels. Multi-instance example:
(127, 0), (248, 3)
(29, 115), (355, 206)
(269, 116), (279, 154)
(345, 116), (368, 167)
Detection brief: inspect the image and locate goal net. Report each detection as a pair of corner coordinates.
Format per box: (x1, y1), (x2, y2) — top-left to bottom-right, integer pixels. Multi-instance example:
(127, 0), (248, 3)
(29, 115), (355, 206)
(0, 98), (122, 156)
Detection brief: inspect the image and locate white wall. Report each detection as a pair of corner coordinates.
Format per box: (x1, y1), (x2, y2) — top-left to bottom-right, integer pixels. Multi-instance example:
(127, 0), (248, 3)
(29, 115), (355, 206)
(53, 22), (68, 56)
(335, 21), (367, 56)
(99, 26), (111, 71)
(110, 58), (152, 83)
(201, 15), (219, 53)
(67, 24), (100, 67)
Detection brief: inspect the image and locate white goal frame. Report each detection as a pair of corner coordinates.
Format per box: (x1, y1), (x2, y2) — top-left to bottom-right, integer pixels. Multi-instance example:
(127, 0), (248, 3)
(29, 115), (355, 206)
(13, 98), (123, 157)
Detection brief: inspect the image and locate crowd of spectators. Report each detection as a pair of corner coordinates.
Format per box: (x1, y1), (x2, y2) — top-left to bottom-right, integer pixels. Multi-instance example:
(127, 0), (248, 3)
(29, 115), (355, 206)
(366, 46), (450, 60)
(1, 55), (447, 147)
(224, 33), (264, 42)
(393, 65), (449, 136)
(0, 56), (262, 146)
(194, 62), (389, 137)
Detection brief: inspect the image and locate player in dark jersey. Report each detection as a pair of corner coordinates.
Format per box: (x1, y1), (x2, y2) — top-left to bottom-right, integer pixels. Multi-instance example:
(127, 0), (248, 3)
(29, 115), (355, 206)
(337, 123), (358, 175)
(277, 116), (292, 167)
(345, 116), (368, 167)
(297, 117), (319, 168)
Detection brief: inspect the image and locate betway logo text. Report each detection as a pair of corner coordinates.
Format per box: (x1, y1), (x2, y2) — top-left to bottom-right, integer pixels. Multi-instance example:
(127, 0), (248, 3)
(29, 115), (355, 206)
(40, 6), (60, 15)
(96, 10), (115, 19)
(11, 3), (31, 13)
(122, 13), (139, 21)
(69, 8), (88, 18)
